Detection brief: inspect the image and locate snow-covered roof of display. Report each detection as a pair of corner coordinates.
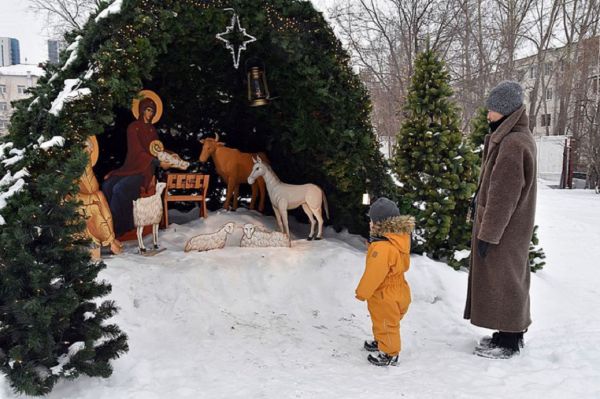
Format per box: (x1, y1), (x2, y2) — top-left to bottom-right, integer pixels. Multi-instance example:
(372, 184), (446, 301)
(0, 64), (45, 77)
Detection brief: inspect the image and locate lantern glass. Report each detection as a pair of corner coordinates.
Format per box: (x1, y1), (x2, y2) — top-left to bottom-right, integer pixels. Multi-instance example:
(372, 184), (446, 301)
(362, 193), (371, 205)
(247, 66), (270, 107)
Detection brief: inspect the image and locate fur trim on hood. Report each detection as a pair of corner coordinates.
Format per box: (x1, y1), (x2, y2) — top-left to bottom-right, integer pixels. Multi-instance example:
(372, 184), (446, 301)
(370, 215), (415, 237)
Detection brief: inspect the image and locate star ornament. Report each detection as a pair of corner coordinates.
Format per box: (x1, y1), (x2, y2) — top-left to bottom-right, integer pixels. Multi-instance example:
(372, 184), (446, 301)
(216, 13), (257, 69)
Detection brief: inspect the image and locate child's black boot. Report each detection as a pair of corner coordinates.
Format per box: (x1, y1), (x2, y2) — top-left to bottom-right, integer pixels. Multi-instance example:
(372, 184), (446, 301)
(367, 351), (398, 366)
(363, 340), (378, 352)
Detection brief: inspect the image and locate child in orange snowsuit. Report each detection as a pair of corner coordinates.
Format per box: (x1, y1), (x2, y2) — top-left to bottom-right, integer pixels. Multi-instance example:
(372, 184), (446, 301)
(356, 197), (414, 366)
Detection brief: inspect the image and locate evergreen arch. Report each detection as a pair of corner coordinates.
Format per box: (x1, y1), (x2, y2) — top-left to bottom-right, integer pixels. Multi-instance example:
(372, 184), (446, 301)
(0, 0), (392, 394)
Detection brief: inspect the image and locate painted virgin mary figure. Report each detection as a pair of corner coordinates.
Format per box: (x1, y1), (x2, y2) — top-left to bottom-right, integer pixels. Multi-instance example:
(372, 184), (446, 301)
(102, 90), (171, 238)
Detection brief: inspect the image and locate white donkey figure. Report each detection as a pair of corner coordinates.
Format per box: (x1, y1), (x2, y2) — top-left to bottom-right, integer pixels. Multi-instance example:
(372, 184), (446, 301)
(248, 156), (329, 240)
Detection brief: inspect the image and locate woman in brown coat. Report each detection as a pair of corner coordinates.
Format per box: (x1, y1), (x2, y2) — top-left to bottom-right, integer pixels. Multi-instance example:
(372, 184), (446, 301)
(464, 81), (537, 359)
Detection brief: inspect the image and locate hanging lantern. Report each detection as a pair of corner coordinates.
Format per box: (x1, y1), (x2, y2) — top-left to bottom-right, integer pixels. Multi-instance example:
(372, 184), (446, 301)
(246, 58), (270, 107)
(362, 177), (371, 205)
(362, 193), (371, 205)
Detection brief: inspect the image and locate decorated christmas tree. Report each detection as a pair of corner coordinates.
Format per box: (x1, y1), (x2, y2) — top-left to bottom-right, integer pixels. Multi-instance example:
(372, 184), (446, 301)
(392, 46), (478, 265)
(1, 0), (392, 393)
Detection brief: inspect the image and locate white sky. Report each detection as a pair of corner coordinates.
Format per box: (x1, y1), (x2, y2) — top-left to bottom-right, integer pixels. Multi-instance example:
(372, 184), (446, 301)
(0, 0), (51, 64)
(0, 0), (335, 65)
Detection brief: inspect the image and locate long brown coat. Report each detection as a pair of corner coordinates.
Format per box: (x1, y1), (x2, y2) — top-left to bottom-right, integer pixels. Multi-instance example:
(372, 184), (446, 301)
(464, 105), (537, 332)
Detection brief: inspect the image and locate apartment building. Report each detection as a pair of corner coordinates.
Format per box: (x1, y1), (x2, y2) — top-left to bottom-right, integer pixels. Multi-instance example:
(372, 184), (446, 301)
(48, 40), (66, 65)
(513, 37), (600, 137)
(0, 37), (20, 67)
(0, 64), (44, 136)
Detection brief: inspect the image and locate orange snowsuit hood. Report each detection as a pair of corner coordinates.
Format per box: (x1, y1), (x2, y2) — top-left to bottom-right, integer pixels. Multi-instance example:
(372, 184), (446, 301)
(355, 215), (415, 301)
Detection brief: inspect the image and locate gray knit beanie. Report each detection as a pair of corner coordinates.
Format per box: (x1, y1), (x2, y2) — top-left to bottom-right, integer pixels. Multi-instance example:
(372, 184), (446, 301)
(485, 81), (524, 116)
(368, 197), (400, 223)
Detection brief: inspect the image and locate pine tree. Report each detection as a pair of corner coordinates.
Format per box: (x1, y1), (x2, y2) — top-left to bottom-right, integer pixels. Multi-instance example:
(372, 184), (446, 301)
(0, 112), (128, 394)
(528, 225), (547, 272)
(469, 106), (489, 161)
(392, 46), (478, 264)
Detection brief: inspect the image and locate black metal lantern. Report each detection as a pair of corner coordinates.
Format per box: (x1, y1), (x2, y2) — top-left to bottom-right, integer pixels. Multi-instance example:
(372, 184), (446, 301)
(246, 58), (270, 107)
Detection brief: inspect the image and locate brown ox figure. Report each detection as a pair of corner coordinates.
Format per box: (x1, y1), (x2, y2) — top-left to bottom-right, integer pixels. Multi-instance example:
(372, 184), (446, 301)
(199, 133), (267, 212)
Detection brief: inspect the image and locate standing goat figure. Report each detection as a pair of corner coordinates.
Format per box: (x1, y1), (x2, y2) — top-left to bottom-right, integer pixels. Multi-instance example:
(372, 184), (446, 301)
(247, 156), (329, 240)
(133, 182), (167, 253)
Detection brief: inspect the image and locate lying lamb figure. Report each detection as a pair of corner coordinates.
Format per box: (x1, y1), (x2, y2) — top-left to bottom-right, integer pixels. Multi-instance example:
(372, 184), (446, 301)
(240, 223), (291, 248)
(184, 222), (236, 252)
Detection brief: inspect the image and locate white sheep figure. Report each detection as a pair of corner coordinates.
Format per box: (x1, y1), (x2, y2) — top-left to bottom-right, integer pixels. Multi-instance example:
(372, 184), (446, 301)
(240, 223), (291, 248)
(133, 182), (167, 253)
(184, 222), (236, 252)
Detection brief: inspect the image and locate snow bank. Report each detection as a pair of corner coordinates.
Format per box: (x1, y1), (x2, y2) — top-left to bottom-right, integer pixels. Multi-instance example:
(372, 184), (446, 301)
(1, 185), (599, 398)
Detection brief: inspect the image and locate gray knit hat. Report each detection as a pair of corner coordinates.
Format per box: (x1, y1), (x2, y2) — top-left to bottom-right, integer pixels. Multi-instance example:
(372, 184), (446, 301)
(485, 81), (524, 116)
(368, 197), (400, 223)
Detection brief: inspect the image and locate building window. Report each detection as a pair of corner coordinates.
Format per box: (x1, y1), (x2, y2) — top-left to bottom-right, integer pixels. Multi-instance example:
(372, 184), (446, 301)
(0, 85), (6, 93)
(0, 102), (7, 111)
(17, 85), (26, 94)
(0, 119), (7, 129)
(546, 87), (553, 100)
(544, 62), (552, 76)
(541, 114), (552, 127)
(530, 66), (537, 79)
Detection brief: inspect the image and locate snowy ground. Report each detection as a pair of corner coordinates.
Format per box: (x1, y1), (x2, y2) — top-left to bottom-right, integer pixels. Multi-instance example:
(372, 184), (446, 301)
(2, 182), (600, 399)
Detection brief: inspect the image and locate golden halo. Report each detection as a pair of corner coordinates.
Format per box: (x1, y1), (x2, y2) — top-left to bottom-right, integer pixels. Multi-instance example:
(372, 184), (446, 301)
(131, 90), (163, 124)
(149, 140), (164, 156)
(86, 135), (99, 166)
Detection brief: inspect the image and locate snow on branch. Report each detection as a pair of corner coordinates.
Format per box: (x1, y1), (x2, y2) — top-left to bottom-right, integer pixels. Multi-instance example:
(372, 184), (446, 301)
(28, 97), (40, 111)
(0, 178), (26, 225)
(0, 169), (29, 188)
(49, 341), (85, 376)
(39, 136), (66, 151)
(0, 142), (14, 160)
(49, 79), (91, 116)
(61, 36), (83, 72)
(1, 148), (25, 167)
(95, 0), (124, 22)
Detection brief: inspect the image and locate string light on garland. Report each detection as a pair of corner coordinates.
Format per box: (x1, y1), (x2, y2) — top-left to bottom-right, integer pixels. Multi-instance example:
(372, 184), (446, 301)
(216, 9), (257, 69)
